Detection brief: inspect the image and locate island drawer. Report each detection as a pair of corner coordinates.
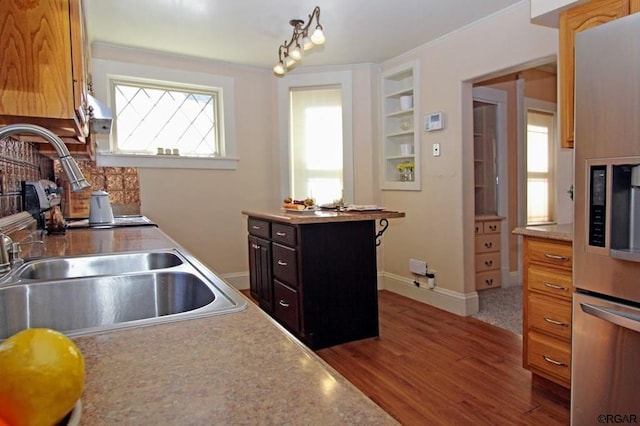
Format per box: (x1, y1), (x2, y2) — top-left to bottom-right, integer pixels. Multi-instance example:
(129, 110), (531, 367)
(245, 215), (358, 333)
(272, 243), (298, 287)
(528, 331), (571, 386)
(273, 280), (300, 334)
(528, 293), (572, 340)
(527, 239), (572, 270)
(528, 265), (573, 300)
(248, 218), (270, 239)
(272, 223), (297, 246)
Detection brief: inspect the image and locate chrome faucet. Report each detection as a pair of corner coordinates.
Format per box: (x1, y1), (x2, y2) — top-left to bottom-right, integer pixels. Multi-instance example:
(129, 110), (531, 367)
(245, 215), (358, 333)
(0, 232), (45, 276)
(0, 124), (90, 191)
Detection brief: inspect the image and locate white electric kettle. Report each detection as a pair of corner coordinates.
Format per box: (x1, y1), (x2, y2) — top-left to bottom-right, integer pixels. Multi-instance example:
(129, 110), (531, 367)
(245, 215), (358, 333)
(89, 190), (115, 224)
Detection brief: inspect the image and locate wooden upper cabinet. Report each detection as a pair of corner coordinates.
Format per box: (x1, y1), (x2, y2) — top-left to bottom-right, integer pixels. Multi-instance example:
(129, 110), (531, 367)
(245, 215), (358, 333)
(0, 0), (89, 141)
(559, 0), (631, 148)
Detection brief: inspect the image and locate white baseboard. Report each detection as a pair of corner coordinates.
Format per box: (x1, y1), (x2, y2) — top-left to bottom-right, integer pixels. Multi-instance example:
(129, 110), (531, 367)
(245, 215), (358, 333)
(381, 272), (479, 316)
(220, 272), (249, 290)
(225, 271), (479, 316)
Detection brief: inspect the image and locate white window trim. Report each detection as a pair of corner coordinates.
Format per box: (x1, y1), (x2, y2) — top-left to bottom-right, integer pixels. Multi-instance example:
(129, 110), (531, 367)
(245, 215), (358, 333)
(91, 58), (238, 169)
(277, 70), (354, 203)
(524, 97), (557, 225)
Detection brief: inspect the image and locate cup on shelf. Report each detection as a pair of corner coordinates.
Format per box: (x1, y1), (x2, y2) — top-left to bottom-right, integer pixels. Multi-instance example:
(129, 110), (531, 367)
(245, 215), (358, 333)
(400, 144), (414, 156)
(400, 95), (413, 110)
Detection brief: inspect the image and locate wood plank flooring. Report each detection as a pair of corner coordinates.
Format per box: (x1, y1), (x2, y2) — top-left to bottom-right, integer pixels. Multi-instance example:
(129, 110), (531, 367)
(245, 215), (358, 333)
(243, 289), (570, 425)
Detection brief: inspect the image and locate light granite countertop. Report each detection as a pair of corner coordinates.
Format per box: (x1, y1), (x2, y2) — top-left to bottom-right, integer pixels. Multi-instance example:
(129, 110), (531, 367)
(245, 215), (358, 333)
(512, 223), (573, 242)
(9, 224), (398, 425)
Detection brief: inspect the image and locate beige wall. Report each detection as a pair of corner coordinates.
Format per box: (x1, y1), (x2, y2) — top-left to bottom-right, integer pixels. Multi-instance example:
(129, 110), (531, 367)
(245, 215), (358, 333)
(377, 2), (558, 314)
(90, 2), (559, 315)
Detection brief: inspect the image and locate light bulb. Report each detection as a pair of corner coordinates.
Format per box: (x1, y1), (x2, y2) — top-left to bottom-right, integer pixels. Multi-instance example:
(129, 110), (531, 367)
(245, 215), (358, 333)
(302, 36), (313, 50)
(285, 55), (297, 69)
(311, 27), (325, 45)
(273, 62), (285, 76)
(289, 44), (302, 61)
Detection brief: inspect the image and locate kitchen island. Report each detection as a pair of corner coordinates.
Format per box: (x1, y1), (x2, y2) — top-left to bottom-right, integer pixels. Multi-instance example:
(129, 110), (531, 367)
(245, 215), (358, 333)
(7, 222), (398, 425)
(242, 209), (405, 350)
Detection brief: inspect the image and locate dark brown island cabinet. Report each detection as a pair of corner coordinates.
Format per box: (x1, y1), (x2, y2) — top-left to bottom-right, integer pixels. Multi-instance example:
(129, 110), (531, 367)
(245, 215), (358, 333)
(244, 209), (405, 350)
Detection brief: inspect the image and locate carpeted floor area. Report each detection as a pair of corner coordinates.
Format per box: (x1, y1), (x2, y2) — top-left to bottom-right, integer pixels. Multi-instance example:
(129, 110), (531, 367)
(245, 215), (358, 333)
(471, 285), (523, 335)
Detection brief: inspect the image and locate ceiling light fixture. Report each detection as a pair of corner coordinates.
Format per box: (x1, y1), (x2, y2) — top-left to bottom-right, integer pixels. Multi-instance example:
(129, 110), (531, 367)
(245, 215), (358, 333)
(273, 6), (325, 77)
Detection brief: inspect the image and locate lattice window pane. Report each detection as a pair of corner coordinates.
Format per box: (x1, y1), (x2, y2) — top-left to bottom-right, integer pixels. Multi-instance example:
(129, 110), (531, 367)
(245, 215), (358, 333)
(112, 81), (220, 156)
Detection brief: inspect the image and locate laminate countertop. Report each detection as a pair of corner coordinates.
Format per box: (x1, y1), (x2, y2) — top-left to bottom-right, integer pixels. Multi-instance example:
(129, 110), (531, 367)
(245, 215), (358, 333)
(512, 223), (573, 242)
(8, 225), (398, 425)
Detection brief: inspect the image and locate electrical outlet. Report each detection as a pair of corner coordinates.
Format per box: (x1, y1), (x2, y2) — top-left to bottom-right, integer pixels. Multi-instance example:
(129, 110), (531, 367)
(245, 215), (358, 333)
(432, 143), (441, 157)
(409, 259), (428, 276)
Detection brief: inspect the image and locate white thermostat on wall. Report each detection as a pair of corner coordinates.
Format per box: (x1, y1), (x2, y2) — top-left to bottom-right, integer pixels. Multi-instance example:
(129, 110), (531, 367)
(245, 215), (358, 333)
(424, 112), (444, 132)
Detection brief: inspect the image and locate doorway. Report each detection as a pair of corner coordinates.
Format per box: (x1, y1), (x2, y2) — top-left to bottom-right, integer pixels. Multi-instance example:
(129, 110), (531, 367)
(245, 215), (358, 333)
(469, 62), (559, 335)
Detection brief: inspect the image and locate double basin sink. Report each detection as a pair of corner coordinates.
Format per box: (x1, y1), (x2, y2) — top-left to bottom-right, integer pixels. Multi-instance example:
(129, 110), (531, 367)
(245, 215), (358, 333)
(0, 250), (247, 340)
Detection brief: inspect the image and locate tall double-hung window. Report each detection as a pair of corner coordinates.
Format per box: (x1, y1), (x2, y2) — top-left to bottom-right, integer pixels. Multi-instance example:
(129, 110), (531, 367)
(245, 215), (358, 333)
(526, 109), (556, 224)
(289, 86), (343, 205)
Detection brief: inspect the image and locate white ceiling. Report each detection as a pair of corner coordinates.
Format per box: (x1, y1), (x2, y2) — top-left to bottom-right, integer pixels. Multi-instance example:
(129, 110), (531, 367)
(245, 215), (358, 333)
(84, 0), (523, 70)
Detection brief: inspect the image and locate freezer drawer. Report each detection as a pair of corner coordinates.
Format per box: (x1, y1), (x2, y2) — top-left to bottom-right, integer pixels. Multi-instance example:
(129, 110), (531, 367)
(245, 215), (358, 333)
(571, 292), (640, 425)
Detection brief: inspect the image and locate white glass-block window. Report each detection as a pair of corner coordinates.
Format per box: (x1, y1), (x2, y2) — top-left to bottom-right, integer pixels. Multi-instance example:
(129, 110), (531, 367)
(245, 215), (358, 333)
(111, 79), (222, 156)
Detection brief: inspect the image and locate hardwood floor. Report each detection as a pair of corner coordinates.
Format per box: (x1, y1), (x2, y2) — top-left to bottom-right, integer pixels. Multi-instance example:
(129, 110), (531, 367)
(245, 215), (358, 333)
(243, 289), (570, 425)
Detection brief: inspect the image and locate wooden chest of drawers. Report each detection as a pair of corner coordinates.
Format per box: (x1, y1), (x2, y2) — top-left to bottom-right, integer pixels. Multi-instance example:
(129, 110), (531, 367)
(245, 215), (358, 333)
(475, 217), (504, 290)
(523, 236), (573, 389)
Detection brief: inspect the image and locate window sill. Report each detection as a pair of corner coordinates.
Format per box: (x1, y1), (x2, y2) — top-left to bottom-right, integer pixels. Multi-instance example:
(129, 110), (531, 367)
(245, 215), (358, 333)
(96, 152), (239, 170)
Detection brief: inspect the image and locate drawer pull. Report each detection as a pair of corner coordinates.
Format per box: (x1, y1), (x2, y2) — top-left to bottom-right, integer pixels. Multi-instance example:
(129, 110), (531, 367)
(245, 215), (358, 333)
(485, 278), (494, 286)
(542, 355), (567, 367)
(276, 232), (287, 237)
(251, 225), (261, 230)
(279, 300), (290, 308)
(544, 282), (568, 291)
(488, 225), (497, 231)
(484, 242), (493, 249)
(544, 316), (569, 327)
(484, 260), (493, 267)
(251, 243), (260, 249)
(277, 260), (288, 266)
(543, 253), (569, 262)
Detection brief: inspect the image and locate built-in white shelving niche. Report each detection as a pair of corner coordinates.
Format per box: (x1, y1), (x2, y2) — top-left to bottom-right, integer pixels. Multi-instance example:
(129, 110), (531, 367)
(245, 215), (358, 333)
(380, 61), (420, 191)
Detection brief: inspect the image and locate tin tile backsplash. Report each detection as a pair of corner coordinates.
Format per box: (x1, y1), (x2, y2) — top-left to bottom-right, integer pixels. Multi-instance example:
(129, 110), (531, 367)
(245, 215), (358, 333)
(1, 136), (141, 218)
(0, 137), (54, 217)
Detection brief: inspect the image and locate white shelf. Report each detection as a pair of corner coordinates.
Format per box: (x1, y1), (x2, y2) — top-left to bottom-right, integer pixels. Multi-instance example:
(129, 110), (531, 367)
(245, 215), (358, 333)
(380, 61), (420, 191)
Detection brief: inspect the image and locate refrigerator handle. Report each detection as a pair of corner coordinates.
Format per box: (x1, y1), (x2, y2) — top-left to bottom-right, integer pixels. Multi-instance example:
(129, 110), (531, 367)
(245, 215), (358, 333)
(581, 303), (640, 333)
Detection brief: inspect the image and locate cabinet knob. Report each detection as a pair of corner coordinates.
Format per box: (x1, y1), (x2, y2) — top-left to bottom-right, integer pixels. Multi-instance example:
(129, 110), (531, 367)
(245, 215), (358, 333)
(276, 232), (287, 237)
(489, 225), (497, 231)
(484, 242), (493, 249)
(279, 300), (290, 308)
(485, 278), (494, 285)
(484, 260), (493, 267)
(277, 260), (288, 266)
(251, 243), (260, 249)
(252, 225), (261, 230)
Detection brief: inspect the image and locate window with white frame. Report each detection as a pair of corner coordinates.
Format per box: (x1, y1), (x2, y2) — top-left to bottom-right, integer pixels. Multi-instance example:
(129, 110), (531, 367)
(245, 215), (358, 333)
(277, 70), (354, 205)
(289, 86), (343, 205)
(111, 79), (222, 157)
(526, 109), (556, 224)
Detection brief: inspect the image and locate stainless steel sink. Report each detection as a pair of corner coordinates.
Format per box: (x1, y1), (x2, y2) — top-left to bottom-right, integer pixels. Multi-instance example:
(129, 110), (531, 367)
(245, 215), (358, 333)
(0, 250), (247, 340)
(13, 251), (183, 281)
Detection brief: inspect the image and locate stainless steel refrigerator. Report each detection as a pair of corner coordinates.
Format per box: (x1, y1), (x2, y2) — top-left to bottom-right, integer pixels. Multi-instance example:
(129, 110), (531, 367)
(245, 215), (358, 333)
(573, 12), (640, 425)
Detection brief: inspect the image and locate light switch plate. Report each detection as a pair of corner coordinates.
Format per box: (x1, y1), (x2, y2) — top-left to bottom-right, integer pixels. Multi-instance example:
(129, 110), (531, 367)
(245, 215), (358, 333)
(432, 143), (441, 157)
